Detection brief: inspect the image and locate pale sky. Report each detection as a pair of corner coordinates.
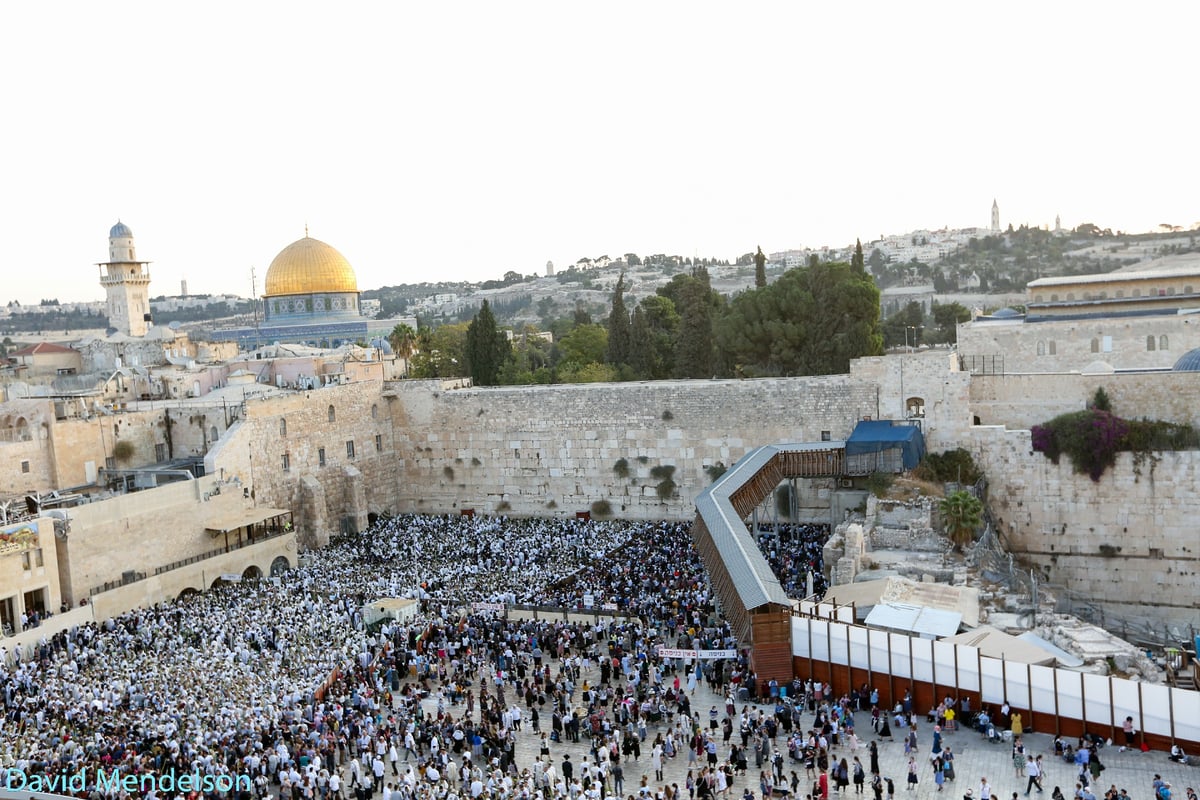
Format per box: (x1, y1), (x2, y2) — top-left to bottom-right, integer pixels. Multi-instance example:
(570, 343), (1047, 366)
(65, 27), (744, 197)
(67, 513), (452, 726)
(2, 1), (1197, 306)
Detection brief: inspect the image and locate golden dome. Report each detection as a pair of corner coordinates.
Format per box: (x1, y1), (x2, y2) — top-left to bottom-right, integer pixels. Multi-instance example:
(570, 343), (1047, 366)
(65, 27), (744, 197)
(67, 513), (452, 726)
(263, 236), (358, 296)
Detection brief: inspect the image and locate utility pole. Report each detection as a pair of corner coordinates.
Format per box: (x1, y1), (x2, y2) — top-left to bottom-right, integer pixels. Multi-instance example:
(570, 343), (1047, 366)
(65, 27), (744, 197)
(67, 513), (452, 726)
(250, 267), (261, 350)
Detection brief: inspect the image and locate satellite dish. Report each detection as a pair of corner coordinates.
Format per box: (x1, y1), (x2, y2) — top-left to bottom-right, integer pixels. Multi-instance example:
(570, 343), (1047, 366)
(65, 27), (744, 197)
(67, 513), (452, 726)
(168, 321), (182, 330)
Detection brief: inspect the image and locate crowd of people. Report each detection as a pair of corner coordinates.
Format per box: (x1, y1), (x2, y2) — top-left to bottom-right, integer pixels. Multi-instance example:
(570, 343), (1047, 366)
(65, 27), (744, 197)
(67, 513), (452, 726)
(0, 512), (1189, 800)
(753, 524), (830, 600)
(0, 514), (747, 800)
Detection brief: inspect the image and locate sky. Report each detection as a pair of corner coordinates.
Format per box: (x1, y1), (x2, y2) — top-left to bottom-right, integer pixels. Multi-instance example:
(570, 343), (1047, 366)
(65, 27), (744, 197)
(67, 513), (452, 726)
(2, 1), (1198, 305)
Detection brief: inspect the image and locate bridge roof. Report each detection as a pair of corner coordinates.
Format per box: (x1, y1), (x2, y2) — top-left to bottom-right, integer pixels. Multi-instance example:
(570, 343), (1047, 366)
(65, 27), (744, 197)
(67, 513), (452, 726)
(696, 442), (844, 612)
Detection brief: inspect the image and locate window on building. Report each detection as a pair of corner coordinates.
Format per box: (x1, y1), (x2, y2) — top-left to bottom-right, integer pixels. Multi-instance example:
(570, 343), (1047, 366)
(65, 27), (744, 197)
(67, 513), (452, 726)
(1147, 335), (1156, 351)
(821, 431), (831, 442)
(1035, 294), (1044, 303)
(155, 443), (166, 462)
(22, 552), (31, 571)
(1167, 287), (1176, 296)
(105, 456), (116, 470)
(1186, 285), (1194, 295)
(210, 426), (219, 442)
(1037, 341), (1046, 356)
(1160, 335), (1169, 350)
(1048, 341), (1056, 355)
(318, 447), (326, 467)
(346, 440), (355, 459)
(280, 418), (287, 436)
(1099, 292), (1107, 299)
(328, 405), (336, 423)
(375, 434), (383, 452)
(1066, 293), (1075, 301)
(20, 460), (30, 474)
(282, 453), (290, 472)
(1050, 294), (1059, 302)
(371, 404), (378, 420)
(1133, 289), (1141, 298)
(34, 549), (43, 568)
(1102, 336), (1112, 353)
(1149, 547), (1163, 559)
(1090, 338), (1100, 353)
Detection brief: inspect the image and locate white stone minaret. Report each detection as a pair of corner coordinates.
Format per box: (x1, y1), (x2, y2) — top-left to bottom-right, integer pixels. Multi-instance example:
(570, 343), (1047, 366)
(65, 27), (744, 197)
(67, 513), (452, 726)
(98, 221), (152, 337)
(991, 199), (1000, 232)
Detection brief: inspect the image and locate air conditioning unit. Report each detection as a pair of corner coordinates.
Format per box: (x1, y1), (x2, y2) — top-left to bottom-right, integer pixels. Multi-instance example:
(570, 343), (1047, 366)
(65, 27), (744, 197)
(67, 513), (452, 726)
(840, 479), (853, 488)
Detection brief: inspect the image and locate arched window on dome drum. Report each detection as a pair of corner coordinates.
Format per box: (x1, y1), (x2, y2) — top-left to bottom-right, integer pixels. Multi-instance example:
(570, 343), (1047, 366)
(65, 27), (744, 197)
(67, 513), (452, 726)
(1160, 335), (1169, 350)
(1146, 336), (1156, 352)
(328, 405), (336, 423)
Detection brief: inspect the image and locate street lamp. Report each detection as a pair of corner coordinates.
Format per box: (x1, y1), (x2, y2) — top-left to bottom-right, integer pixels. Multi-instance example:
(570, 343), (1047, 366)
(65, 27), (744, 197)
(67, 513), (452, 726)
(904, 325), (918, 353)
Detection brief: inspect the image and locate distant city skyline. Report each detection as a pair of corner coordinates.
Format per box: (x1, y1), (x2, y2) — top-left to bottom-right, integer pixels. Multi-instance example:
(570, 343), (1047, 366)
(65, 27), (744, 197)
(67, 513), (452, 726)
(2, 2), (1197, 305)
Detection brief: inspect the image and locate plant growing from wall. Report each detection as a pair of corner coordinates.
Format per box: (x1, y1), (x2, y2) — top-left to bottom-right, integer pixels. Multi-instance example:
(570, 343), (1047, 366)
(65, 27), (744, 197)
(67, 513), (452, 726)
(704, 462), (727, 482)
(912, 448), (982, 486)
(495, 500), (511, 513)
(613, 458), (631, 479)
(443, 466), (455, 480)
(590, 499), (613, 518)
(775, 484), (795, 517)
(650, 464), (676, 501)
(661, 409), (674, 421)
(112, 439), (135, 463)
(939, 489), (983, 552)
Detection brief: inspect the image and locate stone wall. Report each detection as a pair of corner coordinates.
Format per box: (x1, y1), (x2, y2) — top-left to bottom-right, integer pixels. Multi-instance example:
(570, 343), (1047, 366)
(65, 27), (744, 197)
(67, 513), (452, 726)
(967, 425), (1200, 628)
(848, 351), (975, 451)
(207, 380), (397, 546)
(969, 370), (1200, 430)
(386, 376), (880, 519)
(55, 475), (250, 604)
(957, 313), (1200, 374)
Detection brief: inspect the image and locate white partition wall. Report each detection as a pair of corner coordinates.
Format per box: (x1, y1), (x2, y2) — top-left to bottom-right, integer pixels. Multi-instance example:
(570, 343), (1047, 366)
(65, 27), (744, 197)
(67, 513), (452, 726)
(789, 616), (1200, 748)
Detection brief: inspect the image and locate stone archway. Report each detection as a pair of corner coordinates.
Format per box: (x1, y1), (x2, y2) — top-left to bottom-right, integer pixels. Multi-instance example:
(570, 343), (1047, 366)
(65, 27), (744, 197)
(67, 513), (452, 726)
(243, 565), (264, 581)
(269, 556), (291, 577)
(177, 587), (200, 602)
(211, 576), (232, 590)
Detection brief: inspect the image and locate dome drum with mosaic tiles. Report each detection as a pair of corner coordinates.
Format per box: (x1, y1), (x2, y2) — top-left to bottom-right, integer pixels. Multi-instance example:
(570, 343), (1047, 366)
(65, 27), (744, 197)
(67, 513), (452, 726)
(262, 236), (361, 322)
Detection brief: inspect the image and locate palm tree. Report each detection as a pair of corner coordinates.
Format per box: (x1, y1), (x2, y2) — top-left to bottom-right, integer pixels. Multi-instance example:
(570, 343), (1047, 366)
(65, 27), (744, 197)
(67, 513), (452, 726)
(939, 490), (983, 552)
(388, 324), (417, 377)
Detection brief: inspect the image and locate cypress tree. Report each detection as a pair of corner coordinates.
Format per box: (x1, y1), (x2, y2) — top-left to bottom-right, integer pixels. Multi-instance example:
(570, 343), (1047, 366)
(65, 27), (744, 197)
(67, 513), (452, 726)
(606, 272), (632, 367)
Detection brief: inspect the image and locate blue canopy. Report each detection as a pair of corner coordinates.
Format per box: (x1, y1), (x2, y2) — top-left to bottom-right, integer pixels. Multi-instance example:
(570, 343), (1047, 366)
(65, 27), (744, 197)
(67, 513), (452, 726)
(844, 420), (926, 471)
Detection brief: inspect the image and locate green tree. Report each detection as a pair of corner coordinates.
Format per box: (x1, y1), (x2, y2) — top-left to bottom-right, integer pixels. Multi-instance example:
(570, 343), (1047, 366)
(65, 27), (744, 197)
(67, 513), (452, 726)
(628, 295), (679, 379)
(939, 489), (984, 552)
(606, 272), (632, 368)
(754, 246), (767, 289)
(717, 261), (882, 376)
(881, 302), (926, 349)
(929, 302), (971, 344)
(465, 300), (510, 386)
(409, 323), (469, 378)
(557, 323), (608, 371)
(387, 323), (417, 376)
(851, 239), (865, 273)
(673, 267), (716, 378)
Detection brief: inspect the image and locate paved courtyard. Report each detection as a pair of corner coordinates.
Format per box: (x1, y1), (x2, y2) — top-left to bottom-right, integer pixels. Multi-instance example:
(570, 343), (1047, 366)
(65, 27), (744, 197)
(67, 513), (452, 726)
(413, 658), (1197, 800)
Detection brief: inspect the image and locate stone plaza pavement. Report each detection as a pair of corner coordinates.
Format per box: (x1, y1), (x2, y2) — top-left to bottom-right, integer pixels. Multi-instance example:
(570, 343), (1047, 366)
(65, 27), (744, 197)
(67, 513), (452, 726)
(414, 659), (1198, 800)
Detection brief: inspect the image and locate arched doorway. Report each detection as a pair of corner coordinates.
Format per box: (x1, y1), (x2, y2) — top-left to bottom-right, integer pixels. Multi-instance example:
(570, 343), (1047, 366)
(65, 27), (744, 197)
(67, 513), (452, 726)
(243, 565), (263, 581)
(269, 556), (290, 577)
(177, 587), (200, 602)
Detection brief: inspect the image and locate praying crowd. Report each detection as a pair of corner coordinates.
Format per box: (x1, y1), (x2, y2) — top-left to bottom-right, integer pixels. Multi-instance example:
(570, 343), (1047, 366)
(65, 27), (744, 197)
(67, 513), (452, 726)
(0, 513), (1190, 800)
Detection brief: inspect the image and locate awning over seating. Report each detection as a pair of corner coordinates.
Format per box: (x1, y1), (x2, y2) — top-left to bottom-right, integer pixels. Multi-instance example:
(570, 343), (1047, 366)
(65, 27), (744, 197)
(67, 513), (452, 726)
(205, 507), (290, 534)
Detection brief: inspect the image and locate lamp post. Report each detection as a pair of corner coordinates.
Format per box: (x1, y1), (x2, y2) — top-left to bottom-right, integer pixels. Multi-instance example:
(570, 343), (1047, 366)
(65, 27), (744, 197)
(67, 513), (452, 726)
(904, 325), (918, 353)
